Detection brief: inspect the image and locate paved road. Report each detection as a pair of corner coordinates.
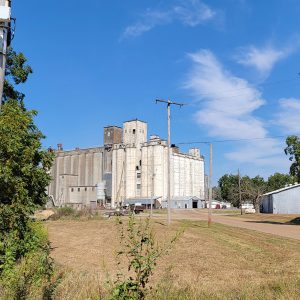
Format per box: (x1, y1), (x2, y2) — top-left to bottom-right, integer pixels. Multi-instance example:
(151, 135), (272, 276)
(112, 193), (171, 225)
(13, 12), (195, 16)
(152, 210), (300, 240)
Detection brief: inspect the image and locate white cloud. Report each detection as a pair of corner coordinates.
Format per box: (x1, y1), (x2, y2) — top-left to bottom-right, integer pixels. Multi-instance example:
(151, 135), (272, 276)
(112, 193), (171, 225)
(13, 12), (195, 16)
(277, 98), (300, 134)
(186, 50), (266, 139)
(185, 49), (287, 167)
(225, 139), (286, 166)
(122, 11), (172, 38)
(235, 45), (295, 77)
(225, 138), (290, 179)
(173, 0), (215, 27)
(122, 0), (215, 39)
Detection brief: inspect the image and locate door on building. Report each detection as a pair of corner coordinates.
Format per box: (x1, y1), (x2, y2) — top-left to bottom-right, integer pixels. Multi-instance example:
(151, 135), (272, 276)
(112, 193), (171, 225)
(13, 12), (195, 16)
(192, 201), (198, 209)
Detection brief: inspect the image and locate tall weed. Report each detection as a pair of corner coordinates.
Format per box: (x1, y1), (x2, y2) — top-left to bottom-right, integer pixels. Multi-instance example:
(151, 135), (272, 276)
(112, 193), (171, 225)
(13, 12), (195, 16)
(109, 215), (181, 300)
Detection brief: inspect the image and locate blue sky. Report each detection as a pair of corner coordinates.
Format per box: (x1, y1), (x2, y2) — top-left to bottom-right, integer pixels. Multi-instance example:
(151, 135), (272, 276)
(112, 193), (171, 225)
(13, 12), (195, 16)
(13, 0), (300, 183)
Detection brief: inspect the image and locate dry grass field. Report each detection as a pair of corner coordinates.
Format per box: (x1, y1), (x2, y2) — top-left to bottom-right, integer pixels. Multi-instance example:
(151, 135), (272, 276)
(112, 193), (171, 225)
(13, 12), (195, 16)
(46, 217), (300, 299)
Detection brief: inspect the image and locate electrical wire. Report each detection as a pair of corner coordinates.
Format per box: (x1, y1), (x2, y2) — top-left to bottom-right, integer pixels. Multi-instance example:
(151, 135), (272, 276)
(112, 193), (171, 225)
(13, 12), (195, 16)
(176, 135), (295, 145)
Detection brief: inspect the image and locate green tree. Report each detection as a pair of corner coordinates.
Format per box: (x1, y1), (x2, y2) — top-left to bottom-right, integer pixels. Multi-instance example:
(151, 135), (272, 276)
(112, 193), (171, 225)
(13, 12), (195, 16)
(212, 186), (222, 202)
(0, 100), (53, 254)
(267, 172), (295, 192)
(285, 136), (300, 182)
(218, 174), (239, 206)
(242, 176), (267, 212)
(2, 47), (33, 104)
(218, 174), (267, 211)
(0, 48), (54, 298)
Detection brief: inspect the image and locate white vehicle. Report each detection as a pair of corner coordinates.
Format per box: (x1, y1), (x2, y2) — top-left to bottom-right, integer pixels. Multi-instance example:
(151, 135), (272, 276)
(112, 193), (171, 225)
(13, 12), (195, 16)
(242, 203), (254, 209)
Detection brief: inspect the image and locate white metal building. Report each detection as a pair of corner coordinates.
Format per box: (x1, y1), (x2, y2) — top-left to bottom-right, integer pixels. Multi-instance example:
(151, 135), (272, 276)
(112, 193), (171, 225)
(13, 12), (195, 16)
(261, 183), (300, 214)
(48, 119), (205, 209)
(161, 196), (205, 209)
(112, 121), (205, 207)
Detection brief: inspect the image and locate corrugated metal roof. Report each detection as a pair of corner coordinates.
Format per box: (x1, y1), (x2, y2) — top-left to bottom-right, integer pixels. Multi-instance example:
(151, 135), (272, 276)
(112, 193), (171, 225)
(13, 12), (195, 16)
(263, 183), (300, 196)
(161, 196), (204, 202)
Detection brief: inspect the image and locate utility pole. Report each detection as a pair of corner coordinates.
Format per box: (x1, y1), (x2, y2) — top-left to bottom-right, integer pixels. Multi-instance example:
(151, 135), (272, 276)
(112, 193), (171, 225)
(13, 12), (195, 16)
(238, 168), (242, 215)
(150, 151), (155, 218)
(0, 0), (11, 108)
(208, 143), (213, 227)
(156, 99), (184, 225)
(150, 172), (155, 218)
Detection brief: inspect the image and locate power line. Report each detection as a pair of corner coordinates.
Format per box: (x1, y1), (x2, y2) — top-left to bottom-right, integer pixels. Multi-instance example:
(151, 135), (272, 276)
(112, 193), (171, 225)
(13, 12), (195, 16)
(176, 135), (293, 145)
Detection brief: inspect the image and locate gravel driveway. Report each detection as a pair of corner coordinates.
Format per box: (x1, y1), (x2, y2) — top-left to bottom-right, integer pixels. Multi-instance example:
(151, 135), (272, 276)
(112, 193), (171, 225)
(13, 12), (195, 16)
(153, 210), (300, 240)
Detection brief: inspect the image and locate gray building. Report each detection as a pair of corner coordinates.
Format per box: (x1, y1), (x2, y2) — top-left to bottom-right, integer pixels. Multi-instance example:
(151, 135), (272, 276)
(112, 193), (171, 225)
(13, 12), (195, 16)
(161, 196), (205, 209)
(260, 183), (300, 214)
(47, 126), (122, 209)
(48, 119), (205, 209)
(124, 197), (161, 209)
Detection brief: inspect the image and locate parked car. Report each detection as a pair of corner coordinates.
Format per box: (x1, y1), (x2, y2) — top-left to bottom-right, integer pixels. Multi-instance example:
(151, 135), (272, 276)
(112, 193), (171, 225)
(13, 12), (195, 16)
(129, 204), (144, 214)
(242, 203), (254, 209)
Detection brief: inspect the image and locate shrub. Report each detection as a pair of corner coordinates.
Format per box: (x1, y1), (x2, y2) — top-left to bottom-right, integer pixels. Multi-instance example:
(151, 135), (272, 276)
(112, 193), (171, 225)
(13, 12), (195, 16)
(109, 215), (181, 300)
(0, 50), (56, 299)
(50, 207), (101, 221)
(0, 221), (57, 299)
(51, 207), (77, 220)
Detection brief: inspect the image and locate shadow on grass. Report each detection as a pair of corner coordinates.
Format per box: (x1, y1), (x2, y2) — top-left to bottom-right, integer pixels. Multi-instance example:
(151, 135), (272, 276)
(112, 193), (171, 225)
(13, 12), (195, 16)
(154, 221), (167, 226)
(288, 217), (300, 225)
(245, 221), (285, 225)
(245, 217), (300, 226)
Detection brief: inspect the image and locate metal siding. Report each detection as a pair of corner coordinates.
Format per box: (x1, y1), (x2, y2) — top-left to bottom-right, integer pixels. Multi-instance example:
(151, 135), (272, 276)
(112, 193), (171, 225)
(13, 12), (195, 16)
(154, 144), (164, 198)
(104, 173), (112, 198)
(140, 146), (149, 197)
(171, 200), (190, 209)
(273, 186), (300, 214)
(93, 152), (103, 185)
(261, 195), (273, 213)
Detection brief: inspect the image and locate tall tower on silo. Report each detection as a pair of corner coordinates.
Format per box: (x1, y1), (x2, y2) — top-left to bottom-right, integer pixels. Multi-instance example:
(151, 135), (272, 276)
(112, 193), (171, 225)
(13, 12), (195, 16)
(103, 125), (123, 204)
(122, 119), (148, 199)
(103, 126), (122, 174)
(123, 119), (147, 148)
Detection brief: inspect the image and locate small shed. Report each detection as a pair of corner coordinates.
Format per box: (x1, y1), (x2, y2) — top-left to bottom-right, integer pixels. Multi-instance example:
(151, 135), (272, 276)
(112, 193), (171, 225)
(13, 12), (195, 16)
(261, 183), (300, 214)
(124, 197), (161, 209)
(162, 196), (205, 209)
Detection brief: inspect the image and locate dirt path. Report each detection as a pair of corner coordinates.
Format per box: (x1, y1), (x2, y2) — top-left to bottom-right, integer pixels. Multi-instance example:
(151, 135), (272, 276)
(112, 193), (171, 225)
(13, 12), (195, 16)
(152, 210), (300, 240)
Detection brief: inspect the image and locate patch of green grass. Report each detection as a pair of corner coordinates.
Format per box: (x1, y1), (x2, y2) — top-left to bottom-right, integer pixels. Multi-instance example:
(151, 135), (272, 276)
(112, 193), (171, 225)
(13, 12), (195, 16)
(212, 209), (241, 215)
(50, 207), (103, 221)
(144, 209), (167, 215)
(232, 213), (300, 225)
